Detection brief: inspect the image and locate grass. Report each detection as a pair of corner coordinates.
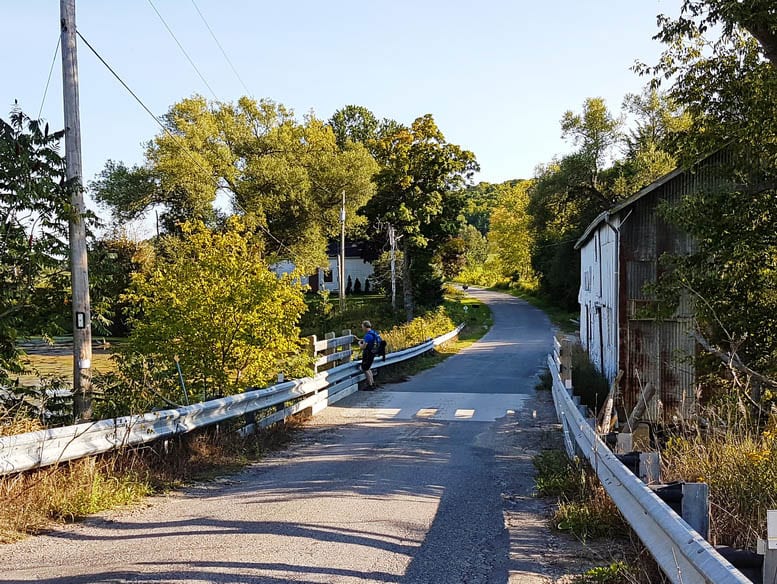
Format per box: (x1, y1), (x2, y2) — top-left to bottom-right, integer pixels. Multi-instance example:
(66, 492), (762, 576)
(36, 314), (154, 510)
(662, 426), (777, 549)
(533, 449), (626, 542)
(0, 418), (303, 543)
(490, 284), (578, 333)
(17, 353), (116, 387)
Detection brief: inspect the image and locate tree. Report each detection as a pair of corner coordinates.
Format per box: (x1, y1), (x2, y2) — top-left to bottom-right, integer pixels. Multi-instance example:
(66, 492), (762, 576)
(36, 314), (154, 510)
(639, 2), (777, 379)
(89, 232), (154, 337)
(92, 96), (378, 272)
(120, 219), (307, 403)
(489, 181), (536, 285)
(560, 97), (622, 197)
(365, 114), (478, 319)
(0, 107), (71, 382)
(329, 105), (379, 150)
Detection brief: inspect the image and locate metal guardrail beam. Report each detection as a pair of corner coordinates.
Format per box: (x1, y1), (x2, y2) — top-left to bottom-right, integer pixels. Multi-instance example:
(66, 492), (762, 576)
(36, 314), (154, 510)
(0, 324), (464, 476)
(548, 354), (750, 584)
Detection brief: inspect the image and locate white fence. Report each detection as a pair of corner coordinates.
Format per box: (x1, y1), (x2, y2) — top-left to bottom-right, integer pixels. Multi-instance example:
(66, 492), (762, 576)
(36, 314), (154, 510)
(0, 323), (465, 476)
(548, 350), (750, 584)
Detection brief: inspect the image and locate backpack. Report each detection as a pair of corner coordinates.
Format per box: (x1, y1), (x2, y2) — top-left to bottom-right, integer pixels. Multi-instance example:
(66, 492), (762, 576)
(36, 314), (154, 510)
(367, 330), (387, 360)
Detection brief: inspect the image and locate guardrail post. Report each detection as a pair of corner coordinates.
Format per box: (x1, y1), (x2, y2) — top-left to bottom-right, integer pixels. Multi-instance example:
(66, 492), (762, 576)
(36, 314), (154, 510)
(560, 338), (573, 387)
(680, 483), (710, 541)
(638, 452), (660, 485)
(763, 510), (777, 584)
(320, 331), (335, 372)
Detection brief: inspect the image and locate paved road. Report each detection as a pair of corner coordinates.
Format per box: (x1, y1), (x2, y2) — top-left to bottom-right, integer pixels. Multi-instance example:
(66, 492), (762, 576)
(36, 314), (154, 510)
(0, 289), (562, 584)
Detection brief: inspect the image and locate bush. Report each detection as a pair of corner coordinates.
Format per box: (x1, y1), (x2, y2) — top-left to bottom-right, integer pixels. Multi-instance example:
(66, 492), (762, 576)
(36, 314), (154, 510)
(382, 306), (456, 352)
(533, 449), (626, 542)
(109, 220), (308, 413)
(571, 344), (610, 412)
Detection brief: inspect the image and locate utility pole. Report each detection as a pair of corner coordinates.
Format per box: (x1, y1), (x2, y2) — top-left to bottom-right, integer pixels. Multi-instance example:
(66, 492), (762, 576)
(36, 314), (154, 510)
(339, 190), (346, 311)
(61, 0), (93, 420)
(388, 223), (397, 311)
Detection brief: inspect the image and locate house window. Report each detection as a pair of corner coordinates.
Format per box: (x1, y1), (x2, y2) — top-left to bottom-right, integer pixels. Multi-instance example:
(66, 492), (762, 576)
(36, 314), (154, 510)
(323, 269), (333, 283)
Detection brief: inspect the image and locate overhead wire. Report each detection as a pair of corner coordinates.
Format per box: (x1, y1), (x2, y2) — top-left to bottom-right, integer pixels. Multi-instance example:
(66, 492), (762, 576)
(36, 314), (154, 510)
(145, 0), (219, 101)
(38, 36), (61, 119)
(189, 0), (252, 97)
(75, 30), (289, 253)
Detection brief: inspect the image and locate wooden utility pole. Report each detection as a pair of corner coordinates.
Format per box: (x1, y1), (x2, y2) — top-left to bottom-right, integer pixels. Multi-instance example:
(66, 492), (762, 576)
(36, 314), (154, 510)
(339, 190), (346, 311)
(388, 223), (397, 311)
(61, 0), (93, 419)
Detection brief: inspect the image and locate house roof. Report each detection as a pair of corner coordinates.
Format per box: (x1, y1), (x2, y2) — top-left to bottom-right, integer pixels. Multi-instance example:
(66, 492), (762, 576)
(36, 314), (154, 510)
(574, 165), (687, 250)
(326, 240), (366, 259)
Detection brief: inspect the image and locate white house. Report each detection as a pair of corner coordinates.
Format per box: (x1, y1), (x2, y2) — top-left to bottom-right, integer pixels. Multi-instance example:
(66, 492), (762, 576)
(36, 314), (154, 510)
(308, 242), (374, 294)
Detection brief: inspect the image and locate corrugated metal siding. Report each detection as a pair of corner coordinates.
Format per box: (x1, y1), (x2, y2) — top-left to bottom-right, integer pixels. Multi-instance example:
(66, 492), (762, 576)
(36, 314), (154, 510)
(615, 154), (733, 420)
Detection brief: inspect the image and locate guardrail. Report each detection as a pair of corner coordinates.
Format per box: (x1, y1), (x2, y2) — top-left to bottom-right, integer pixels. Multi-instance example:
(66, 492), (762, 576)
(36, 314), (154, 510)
(0, 323), (465, 476)
(548, 350), (750, 584)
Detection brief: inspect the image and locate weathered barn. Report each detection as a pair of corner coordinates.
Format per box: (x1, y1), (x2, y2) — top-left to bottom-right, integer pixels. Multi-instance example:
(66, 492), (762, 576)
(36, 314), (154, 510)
(576, 152), (727, 419)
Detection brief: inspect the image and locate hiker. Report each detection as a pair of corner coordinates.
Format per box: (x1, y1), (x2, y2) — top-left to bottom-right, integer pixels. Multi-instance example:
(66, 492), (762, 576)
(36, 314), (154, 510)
(358, 320), (382, 389)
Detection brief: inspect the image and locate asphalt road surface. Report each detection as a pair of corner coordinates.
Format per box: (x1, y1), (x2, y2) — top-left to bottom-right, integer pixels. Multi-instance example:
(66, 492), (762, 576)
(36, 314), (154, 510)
(0, 288), (572, 584)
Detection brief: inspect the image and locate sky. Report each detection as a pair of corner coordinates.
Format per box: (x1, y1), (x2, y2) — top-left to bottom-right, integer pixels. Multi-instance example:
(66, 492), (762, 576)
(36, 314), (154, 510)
(2, 0), (682, 232)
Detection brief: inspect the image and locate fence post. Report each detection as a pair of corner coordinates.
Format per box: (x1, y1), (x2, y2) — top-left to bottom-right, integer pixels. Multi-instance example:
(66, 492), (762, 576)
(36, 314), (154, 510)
(560, 338), (573, 389)
(307, 335), (317, 374)
(340, 329), (352, 366)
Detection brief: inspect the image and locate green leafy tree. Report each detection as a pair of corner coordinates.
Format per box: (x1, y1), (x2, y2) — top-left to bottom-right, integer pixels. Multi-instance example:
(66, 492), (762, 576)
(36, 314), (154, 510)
(638, 1), (777, 379)
(329, 105), (379, 150)
(365, 114), (478, 319)
(118, 219), (308, 404)
(93, 96), (378, 273)
(0, 107), (71, 381)
(89, 232), (154, 337)
(489, 181), (537, 285)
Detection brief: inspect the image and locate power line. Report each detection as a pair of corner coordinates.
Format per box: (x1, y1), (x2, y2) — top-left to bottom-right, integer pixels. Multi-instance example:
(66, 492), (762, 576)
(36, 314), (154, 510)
(145, 0), (219, 101)
(190, 0), (252, 97)
(38, 36), (61, 119)
(75, 30), (288, 253)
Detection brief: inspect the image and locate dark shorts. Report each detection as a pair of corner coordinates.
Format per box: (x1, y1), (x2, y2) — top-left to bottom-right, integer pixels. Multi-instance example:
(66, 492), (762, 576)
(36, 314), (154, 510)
(361, 352), (375, 371)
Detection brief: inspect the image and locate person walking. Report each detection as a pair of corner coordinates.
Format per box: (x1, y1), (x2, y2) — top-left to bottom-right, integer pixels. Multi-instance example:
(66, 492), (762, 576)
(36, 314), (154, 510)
(358, 320), (380, 389)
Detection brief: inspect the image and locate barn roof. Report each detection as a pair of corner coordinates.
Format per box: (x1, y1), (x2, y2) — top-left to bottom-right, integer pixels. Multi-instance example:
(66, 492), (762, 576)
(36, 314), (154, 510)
(574, 165), (686, 250)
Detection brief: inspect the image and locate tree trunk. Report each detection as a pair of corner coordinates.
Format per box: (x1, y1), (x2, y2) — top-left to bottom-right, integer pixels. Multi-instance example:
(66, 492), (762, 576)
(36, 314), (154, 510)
(402, 240), (414, 322)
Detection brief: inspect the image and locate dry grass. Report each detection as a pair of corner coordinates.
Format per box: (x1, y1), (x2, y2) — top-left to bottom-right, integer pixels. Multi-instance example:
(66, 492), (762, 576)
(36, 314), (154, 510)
(662, 427), (777, 549)
(16, 353), (116, 387)
(0, 418), (303, 543)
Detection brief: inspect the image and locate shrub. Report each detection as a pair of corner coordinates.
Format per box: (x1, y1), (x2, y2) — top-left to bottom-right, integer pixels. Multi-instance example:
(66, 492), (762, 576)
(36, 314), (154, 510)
(571, 344), (610, 412)
(111, 220), (308, 413)
(382, 306), (456, 352)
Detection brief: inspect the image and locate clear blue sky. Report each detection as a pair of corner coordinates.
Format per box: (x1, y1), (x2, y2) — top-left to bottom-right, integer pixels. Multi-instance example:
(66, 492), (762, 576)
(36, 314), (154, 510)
(3, 0), (681, 224)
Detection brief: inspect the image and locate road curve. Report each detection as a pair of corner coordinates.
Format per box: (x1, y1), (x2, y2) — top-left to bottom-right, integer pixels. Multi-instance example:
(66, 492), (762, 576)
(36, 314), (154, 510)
(0, 289), (558, 584)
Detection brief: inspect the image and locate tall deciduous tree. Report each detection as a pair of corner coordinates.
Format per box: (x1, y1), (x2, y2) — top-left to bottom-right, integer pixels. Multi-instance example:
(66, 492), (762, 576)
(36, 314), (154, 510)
(93, 96), (378, 272)
(489, 181), (536, 285)
(638, 1), (777, 377)
(0, 107), (71, 381)
(365, 114), (478, 320)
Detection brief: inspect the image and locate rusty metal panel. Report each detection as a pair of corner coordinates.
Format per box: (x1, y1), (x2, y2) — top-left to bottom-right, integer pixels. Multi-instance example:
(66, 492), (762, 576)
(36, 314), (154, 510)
(622, 201), (656, 262)
(626, 260), (657, 300)
(623, 320), (660, 418)
(659, 320), (696, 420)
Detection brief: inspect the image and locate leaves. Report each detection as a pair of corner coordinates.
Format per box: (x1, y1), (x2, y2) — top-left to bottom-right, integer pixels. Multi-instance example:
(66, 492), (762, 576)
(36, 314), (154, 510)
(118, 218), (308, 405)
